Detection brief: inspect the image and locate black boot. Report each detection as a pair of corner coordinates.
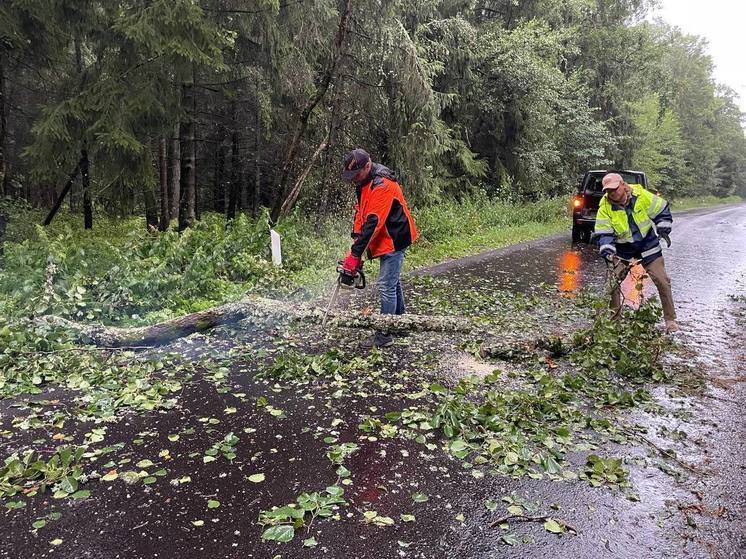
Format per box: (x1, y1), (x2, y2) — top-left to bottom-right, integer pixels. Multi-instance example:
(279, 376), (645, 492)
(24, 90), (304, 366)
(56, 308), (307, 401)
(363, 331), (394, 349)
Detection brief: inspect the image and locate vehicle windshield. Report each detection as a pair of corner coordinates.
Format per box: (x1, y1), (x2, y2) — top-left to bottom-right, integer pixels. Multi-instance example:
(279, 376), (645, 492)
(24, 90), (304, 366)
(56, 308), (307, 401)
(586, 172), (641, 193)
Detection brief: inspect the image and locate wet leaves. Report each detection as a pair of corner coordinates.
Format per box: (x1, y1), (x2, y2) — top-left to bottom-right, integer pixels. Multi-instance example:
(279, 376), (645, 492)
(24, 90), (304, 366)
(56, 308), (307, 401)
(543, 518), (565, 534)
(101, 470), (118, 482)
(363, 510), (396, 526)
(261, 524), (294, 543)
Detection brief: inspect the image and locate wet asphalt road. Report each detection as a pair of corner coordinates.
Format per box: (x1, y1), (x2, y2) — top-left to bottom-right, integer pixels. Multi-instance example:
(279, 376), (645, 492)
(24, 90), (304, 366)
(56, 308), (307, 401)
(423, 202), (746, 558)
(2, 203), (745, 559)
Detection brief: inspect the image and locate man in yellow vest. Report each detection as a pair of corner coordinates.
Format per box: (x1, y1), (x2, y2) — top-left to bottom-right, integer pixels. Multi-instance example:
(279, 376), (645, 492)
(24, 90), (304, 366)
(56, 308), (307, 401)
(594, 173), (679, 333)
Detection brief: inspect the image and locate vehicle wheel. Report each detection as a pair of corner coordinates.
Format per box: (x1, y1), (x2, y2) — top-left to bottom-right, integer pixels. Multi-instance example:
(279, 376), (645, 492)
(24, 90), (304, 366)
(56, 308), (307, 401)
(571, 223), (582, 243)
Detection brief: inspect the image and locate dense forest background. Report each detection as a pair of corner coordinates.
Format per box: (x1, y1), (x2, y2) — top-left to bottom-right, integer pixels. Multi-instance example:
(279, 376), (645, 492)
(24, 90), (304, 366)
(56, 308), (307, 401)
(1, 0), (745, 231)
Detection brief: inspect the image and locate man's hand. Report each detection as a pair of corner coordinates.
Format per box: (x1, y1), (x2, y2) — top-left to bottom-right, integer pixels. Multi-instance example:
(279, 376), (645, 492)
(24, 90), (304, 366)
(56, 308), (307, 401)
(659, 233), (671, 248)
(599, 244), (617, 261)
(341, 254), (362, 275)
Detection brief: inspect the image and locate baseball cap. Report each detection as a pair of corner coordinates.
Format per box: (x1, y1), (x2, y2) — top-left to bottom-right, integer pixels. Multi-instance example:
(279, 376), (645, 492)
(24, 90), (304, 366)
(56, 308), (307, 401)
(602, 173), (625, 191)
(341, 148), (371, 181)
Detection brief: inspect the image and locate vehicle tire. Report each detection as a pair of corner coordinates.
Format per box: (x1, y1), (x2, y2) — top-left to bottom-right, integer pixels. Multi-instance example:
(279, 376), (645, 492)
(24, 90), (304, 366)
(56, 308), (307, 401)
(571, 222), (582, 243)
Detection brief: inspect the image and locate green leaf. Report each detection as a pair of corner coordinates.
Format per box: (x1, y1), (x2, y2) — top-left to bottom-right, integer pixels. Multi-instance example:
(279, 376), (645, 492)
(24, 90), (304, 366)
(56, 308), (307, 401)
(5, 501), (26, 510)
(32, 519), (47, 530)
(507, 505), (523, 516)
(412, 493), (429, 503)
(262, 525), (295, 543)
(207, 499), (220, 509)
(303, 537), (318, 547)
(501, 533), (520, 546)
(71, 489), (91, 499)
(247, 473), (265, 483)
(191, 520), (204, 526)
(543, 518), (565, 534)
(50, 538), (63, 546)
(400, 514), (416, 522)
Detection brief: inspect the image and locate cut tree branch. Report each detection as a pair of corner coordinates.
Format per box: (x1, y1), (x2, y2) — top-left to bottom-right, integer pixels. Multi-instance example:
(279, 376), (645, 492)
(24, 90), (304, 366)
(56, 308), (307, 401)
(36, 296), (474, 347)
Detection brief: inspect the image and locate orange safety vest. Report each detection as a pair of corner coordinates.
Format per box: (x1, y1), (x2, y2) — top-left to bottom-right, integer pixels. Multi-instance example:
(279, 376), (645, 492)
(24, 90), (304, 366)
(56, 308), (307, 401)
(351, 166), (418, 259)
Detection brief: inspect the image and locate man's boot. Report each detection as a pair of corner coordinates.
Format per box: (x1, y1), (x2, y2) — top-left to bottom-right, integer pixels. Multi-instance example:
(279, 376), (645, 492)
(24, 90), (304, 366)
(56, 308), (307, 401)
(665, 320), (680, 333)
(363, 331), (394, 349)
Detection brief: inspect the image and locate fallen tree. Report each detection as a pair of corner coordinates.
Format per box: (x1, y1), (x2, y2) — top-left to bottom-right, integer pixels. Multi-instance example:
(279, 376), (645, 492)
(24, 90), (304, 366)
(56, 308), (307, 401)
(36, 296), (474, 347)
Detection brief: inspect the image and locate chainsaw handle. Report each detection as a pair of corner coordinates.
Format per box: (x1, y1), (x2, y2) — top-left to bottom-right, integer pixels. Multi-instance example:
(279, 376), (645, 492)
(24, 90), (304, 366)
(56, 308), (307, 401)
(355, 270), (366, 290)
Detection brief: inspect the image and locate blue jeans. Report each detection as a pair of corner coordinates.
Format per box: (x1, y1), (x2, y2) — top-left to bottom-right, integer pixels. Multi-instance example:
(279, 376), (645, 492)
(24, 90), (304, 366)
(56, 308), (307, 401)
(378, 250), (406, 315)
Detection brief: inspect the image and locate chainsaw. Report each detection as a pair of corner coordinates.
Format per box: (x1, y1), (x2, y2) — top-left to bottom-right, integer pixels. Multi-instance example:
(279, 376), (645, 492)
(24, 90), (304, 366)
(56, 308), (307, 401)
(321, 261), (366, 327)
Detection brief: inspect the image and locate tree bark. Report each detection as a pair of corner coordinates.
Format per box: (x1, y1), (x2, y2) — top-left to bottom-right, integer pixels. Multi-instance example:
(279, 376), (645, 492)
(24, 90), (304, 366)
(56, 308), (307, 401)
(253, 94), (261, 216)
(143, 175), (158, 231)
(226, 107), (241, 220)
(0, 56), (7, 197)
(169, 122), (181, 222)
(269, 0), (353, 223)
(278, 129), (330, 218)
(158, 137), (169, 231)
(213, 141), (226, 212)
(178, 81), (196, 231)
(81, 149), (92, 229)
(43, 162), (80, 226)
(38, 297), (474, 347)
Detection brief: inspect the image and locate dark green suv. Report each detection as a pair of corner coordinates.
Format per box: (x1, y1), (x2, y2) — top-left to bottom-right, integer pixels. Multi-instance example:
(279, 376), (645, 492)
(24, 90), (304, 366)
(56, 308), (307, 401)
(571, 169), (648, 243)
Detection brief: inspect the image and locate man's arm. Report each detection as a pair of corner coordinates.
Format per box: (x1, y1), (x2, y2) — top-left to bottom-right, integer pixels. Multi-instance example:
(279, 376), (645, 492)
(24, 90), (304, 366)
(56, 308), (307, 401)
(594, 203), (617, 259)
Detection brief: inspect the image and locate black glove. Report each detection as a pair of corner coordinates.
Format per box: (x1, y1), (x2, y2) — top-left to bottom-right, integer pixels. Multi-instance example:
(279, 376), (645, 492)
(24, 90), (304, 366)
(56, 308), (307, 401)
(659, 233), (671, 248)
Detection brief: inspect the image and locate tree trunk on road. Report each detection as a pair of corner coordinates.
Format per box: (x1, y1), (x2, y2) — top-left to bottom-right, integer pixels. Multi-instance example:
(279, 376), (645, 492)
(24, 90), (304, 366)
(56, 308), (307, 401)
(38, 297), (474, 347)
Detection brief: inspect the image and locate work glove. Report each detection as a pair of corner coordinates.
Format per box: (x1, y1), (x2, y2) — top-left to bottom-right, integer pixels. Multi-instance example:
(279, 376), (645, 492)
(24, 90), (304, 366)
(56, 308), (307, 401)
(599, 244), (617, 261)
(341, 254), (362, 275)
(659, 233), (671, 248)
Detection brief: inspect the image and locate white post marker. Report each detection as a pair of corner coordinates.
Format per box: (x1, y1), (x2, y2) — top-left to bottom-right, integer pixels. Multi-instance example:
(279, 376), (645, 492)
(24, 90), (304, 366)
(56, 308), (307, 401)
(270, 229), (282, 267)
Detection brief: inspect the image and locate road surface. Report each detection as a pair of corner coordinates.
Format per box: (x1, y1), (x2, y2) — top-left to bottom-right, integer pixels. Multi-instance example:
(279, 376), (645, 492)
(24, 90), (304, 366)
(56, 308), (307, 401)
(2, 203), (744, 559)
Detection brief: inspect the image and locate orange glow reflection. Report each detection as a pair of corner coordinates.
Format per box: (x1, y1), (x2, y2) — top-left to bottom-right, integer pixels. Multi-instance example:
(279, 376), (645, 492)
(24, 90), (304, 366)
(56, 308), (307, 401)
(621, 263), (646, 309)
(558, 250), (581, 294)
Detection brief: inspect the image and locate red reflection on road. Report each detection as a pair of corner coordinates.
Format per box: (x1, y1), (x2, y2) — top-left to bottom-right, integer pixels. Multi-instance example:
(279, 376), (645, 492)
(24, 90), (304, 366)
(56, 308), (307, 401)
(621, 263), (647, 309)
(558, 250), (581, 294)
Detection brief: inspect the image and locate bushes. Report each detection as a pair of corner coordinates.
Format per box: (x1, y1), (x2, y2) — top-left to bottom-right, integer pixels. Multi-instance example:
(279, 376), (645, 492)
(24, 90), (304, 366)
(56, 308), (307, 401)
(0, 196), (566, 324)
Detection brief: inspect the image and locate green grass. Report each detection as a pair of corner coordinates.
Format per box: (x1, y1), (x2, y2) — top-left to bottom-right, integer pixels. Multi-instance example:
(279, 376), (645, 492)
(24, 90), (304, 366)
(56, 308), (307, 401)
(669, 195), (743, 212)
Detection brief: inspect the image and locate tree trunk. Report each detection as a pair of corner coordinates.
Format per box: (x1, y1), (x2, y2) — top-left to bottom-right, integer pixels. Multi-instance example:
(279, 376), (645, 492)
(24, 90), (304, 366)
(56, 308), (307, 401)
(253, 95), (261, 216)
(269, 0), (353, 223)
(143, 155), (158, 231)
(38, 296), (474, 347)
(0, 56), (7, 197)
(226, 106), (241, 220)
(81, 149), (92, 229)
(169, 122), (181, 222)
(213, 141), (226, 212)
(178, 81), (196, 231)
(43, 162), (80, 226)
(278, 130), (330, 218)
(158, 137), (169, 231)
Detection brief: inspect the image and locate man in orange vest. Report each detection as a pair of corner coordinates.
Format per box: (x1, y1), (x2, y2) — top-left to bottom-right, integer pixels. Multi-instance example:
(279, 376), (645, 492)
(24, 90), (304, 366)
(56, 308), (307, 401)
(340, 148), (419, 348)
